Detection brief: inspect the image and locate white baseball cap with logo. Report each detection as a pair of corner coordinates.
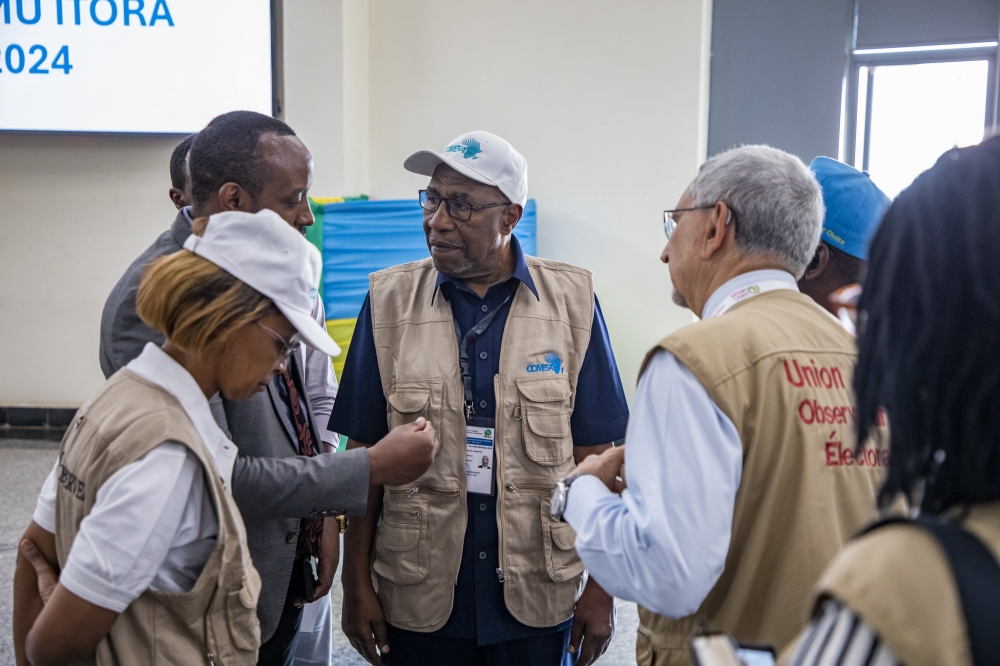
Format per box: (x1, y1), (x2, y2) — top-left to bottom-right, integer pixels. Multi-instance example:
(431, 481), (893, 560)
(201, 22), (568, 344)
(403, 130), (528, 207)
(183, 209), (341, 358)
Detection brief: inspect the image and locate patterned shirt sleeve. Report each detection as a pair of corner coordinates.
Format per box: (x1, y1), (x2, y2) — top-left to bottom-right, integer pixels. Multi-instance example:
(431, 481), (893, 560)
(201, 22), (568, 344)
(784, 599), (900, 666)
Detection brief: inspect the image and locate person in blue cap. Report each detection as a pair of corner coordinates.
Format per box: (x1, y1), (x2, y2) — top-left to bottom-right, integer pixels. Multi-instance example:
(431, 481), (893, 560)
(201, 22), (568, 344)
(797, 157), (891, 315)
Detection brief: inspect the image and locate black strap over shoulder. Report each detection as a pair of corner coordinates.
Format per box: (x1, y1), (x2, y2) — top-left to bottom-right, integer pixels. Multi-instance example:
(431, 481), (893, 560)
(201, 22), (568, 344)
(862, 514), (1000, 666)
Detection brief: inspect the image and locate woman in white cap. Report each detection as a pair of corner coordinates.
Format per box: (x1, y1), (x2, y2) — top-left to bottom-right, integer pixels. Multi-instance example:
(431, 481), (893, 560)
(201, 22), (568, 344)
(12, 209), (438, 666)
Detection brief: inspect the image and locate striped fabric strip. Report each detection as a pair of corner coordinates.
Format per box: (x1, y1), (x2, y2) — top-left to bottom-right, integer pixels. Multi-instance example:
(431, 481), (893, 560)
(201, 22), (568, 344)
(786, 599), (900, 666)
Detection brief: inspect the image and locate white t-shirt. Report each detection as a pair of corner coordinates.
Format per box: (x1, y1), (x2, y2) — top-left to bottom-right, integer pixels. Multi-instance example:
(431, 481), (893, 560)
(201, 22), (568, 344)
(33, 343), (237, 613)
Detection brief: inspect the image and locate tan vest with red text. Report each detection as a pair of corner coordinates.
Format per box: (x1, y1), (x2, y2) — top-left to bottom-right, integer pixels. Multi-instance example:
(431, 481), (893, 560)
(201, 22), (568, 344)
(635, 289), (887, 666)
(54, 369), (261, 666)
(808, 502), (1000, 666)
(369, 256), (593, 631)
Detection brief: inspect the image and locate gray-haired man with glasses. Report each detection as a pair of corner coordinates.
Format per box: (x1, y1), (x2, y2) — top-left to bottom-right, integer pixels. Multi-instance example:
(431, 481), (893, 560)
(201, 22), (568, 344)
(331, 131), (630, 666)
(555, 145), (885, 664)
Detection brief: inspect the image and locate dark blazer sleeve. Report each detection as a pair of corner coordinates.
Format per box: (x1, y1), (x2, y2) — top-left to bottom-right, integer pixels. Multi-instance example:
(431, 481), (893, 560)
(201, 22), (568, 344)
(230, 447), (370, 518)
(102, 286), (166, 378)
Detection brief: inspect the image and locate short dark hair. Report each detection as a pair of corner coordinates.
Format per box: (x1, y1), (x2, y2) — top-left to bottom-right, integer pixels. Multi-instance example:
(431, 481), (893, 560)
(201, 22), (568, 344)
(169, 133), (197, 190)
(188, 111), (296, 208)
(856, 137), (1000, 513)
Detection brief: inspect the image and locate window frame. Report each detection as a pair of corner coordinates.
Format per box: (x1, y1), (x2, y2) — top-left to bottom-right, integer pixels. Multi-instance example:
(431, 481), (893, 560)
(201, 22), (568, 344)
(842, 2), (1000, 169)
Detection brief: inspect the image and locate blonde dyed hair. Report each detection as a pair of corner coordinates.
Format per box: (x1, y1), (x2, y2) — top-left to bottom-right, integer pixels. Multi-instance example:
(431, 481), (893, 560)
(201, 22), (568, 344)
(136, 217), (277, 356)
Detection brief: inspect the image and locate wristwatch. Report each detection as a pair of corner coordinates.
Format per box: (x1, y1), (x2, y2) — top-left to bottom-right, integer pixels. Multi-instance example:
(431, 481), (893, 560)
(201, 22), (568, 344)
(550, 474), (582, 522)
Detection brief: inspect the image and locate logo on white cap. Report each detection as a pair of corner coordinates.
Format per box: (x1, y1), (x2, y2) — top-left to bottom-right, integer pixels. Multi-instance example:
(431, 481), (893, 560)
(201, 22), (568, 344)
(404, 130), (528, 207)
(182, 209), (340, 358)
(444, 137), (484, 160)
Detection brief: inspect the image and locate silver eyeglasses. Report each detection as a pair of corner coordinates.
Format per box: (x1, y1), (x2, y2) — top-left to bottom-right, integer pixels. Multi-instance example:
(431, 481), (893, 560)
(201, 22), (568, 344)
(662, 204), (740, 240)
(257, 322), (300, 360)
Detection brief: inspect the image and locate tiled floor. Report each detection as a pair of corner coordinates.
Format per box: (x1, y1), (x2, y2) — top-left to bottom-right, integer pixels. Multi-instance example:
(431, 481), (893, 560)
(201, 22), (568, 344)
(0, 442), (638, 665)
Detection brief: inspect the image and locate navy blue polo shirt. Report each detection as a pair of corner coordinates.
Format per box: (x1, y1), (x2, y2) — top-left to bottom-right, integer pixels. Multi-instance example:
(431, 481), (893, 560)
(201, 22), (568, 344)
(329, 237), (629, 646)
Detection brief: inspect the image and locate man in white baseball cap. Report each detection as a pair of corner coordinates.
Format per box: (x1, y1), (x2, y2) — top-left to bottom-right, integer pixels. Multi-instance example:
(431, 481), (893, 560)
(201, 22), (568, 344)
(334, 132), (630, 666)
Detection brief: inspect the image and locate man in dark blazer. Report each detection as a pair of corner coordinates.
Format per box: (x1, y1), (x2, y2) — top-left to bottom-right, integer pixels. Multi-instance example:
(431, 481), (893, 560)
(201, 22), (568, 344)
(100, 111), (437, 665)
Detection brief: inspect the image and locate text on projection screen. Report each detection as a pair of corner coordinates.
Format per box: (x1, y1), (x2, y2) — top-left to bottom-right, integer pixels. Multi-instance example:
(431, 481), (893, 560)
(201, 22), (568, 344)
(0, 0), (272, 133)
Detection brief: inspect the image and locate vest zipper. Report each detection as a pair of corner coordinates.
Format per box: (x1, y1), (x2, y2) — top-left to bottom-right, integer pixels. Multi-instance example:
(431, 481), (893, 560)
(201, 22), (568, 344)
(386, 486), (462, 527)
(505, 482), (557, 495)
(495, 374), (507, 595)
(388, 485), (460, 498)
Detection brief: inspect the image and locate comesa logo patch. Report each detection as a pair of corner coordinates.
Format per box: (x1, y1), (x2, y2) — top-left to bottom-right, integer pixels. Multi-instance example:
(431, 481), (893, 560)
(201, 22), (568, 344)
(526, 352), (565, 374)
(445, 137), (483, 160)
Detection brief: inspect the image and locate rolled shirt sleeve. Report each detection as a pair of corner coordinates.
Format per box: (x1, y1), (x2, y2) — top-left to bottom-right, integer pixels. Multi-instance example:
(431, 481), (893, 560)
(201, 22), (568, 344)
(563, 349), (743, 617)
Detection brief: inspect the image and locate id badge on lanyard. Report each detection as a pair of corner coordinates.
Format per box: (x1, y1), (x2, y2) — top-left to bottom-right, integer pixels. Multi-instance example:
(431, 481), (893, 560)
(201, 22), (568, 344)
(466, 416), (495, 496)
(452, 294), (511, 496)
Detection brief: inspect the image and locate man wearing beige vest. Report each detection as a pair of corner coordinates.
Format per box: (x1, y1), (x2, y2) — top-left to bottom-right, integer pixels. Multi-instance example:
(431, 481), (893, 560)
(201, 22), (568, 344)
(552, 145), (888, 664)
(330, 131), (631, 666)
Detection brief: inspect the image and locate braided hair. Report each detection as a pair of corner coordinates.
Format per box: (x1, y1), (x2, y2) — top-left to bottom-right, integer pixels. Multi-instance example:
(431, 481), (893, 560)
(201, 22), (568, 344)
(856, 136), (1000, 513)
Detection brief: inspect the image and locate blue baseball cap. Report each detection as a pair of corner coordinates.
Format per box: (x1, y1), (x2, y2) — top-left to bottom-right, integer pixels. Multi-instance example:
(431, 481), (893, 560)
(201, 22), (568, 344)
(810, 157), (891, 261)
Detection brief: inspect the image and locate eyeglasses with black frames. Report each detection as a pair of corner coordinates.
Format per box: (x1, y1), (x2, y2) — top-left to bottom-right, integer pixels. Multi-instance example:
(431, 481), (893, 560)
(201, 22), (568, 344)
(662, 203), (740, 241)
(257, 322), (300, 360)
(419, 190), (510, 222)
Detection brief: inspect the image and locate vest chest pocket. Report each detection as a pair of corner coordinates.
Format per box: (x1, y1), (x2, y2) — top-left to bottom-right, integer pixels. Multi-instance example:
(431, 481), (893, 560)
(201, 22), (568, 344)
(373, 499), (429, 585)
(517, 378), (573, 466)
(225, 568), (262, 652)
(387, 386), (435, 430)
(540, 499), (585, 582)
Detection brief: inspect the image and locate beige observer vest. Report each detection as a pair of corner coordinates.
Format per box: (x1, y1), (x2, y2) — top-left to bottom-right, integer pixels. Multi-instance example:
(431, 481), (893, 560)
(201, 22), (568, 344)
(635, 289), (887, 666)
(54, 370), (261, 665)
(810, 502), (1000, 666)
(369, 256), (594, 631)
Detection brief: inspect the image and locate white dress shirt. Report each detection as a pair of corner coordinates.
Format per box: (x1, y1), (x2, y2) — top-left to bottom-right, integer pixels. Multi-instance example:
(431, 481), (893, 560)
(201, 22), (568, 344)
(563, 270), (799, 617)
(303, 297), (340, 446)
(34, 343), (238, 612)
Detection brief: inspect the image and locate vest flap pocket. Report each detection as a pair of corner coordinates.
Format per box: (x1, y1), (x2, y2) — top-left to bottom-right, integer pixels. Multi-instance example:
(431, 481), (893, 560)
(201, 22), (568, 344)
(225, 570), (262, 652)
(387, 387), (434, 432)
(373, 516), (429, 586)
(550, 522), (577, 551)
(541, 501), (585, 582)
(516, 377), (572, 403)
(517, 378), (573, 466)
(388, 389), (431, 414)
(524, 407), (571, 439)
(380, 521), (420, 552)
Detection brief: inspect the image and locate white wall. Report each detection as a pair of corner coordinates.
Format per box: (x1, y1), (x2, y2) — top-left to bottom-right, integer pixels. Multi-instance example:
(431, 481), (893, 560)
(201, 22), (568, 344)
(283, 0), (346, 197)
(0, 0), (711, 406)
(366, 0), (711, 394)
(0, 134), (180, 406)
